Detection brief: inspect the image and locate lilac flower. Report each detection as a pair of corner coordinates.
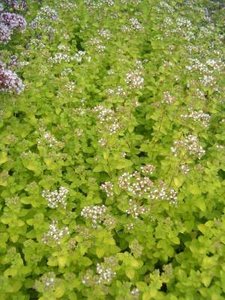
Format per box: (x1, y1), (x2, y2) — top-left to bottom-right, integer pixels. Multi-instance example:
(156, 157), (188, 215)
(0, 66), (24, 94)
(0, 22), (12, 43)
(0, 12), (27, 31)
(4, 0), (27, 10)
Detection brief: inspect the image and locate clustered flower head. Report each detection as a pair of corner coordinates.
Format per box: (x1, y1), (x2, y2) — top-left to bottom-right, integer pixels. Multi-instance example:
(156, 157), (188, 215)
(121, 0), (142, 4)
(82, 257), (117, 287)
(98, 28), (111, 40)
(58, 0), (77, 11)
(130, 287), (140, 297)
(96, 263), (116, 284)
(107, 85), (127, 97)
(42, 220), (69, 245)
(181, 110), (211, 128)
(140, 164), (155, 175)
(84, 0), (114, 9)
(49, 50), (86, 64)
(89, 37), (106, 53)
(3, 0), (27, 11)
(171, 134), (205, 159)
(42, 186), (69, 209)
(118, 171), (153, 197)
(93, 105), (121, 135)
(126, 199), (148, 219)
(81, 205), (107, 228)
(149, 181), (177, 205)
(125, 69), (144, 89)
(100, 181), (114, 197)
(129, 17), (143, 31)
(180, 163), (190, 175)
(103, 214), (117, 230)
(30, 6), (58, 33)
(0, 23), (11, 43)
(93, 105), (115, 123)
(0, 65), (25, 93)
(0, 12), (26, 30)
(38, 129), (64, 149)
(0, 12), (26, 44)
(34, 272), (56, 291)
(162, 91), (175, 104)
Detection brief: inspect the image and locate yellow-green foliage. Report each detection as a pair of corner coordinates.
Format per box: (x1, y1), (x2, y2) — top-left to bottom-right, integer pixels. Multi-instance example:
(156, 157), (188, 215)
(0, 0), (225, 299)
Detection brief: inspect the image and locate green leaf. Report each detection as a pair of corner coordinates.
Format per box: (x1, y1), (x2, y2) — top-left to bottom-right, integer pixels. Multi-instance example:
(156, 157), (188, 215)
(0, 152), (8, 165)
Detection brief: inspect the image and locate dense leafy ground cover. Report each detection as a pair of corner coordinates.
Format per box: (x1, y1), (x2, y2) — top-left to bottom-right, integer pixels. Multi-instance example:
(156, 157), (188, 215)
(1, 0), (225, 299)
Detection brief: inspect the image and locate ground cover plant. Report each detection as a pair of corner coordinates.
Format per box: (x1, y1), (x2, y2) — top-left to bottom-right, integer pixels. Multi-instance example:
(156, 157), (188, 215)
(0, 0), (225, 299)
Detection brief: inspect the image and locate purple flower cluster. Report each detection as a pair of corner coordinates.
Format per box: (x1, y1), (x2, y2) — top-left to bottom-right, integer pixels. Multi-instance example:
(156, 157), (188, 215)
(0, 65), (25, 94)
(0, 22), (11, 43)
(0, 12), (26, 43)
(0, 12), (26, 30)
(3, 0), (27, 11)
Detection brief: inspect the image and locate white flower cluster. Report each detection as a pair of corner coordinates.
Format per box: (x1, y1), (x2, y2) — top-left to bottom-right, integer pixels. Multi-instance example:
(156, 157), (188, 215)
(42, 187), (69, 209)
(206, 58), (225, 72)
(140, 164), (155, 175)
(100, 181), (114, 197)
(61, 67), (73, 76)
(58, 0), (77, 11)
(85, 0), (114, 9)
(96, 263), (116, 284)
(118, 171), (153, 197)
(93, 105), (121, 134)
(81, 205), (107, 227)
(149, 181), (177, 205)
(180, 163), (190, 175)
(30, 6), (58, 29)
(65, 81), (76, 92)
(126, 223), (135, 231)
(98, 28), (111, 40)
(121, 0), (142, 4)
(171, 134), (205, 159)
(89, 37), (106, 53)
(126, 199), (148, 219)
(121, 17), (143, 33)
(73, 50), (86, 62)
(157, 1), (175, 13)
(129, 18), (143, 31)
(48, 53), (72, 63)
(82, 257), (117, 287)
(42, 220), (69, 245)
(162, 16), (194, 41)
(28, 38), (45, 49)
(200, 74), (216, 87)
(125, 70), (144, 89)
(38, 130), (64, 149)
(103, 214), (116, 229)
(131, 287), (140, 297)
(186, 58), (210, 74)
(98, 138), (107, 146)
(186, 58), (225, 74)
(107, 85), (127, 97)
(162, 91), (175, 104)
(181, 110), (211, 128)
(35, 272), (56, 291)
(93, 105), (115, 123)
